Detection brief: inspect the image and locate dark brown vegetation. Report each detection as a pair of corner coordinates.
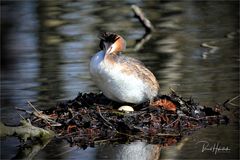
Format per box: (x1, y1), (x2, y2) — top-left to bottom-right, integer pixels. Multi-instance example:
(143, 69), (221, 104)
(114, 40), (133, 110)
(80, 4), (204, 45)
(29, 90), (229, 149)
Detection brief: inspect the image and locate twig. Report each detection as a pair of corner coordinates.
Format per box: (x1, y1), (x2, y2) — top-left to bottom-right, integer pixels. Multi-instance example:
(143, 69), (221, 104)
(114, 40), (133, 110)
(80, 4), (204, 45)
(33, 111), (62, 127)
(56, 131), (91, 139)
(223, 95), (240, 109)
(200, 42), (219, 53)
(128, 5), (155, 51)
(52, 147), (76, 158)
(179, 115), (199, 121)
(96, 106), (114, 130)
(156, 133), (180, 137)
(200, 42), (219, 59)
(223, 100), (231, 111)
(228, 95), (240, 104)
(134, 32), (152, 51)
(226, 30), (239, 39)
(27, 101), (40, 113)
(131, 5), (155, 33)
(164, 118), (180, 128)
(227, 103), (239, 107)
(15, 107), (33, 114)
(17, 112), (26, 121)
(27, 101), (52, 125)
(27, 101), (62, 126)
(169, 87), (177, 94)
(116, 131), (136, 138)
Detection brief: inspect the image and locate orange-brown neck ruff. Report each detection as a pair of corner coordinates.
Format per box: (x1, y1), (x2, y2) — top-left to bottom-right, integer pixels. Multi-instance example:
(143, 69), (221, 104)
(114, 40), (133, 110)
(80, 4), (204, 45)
(112, 36), (126, 53)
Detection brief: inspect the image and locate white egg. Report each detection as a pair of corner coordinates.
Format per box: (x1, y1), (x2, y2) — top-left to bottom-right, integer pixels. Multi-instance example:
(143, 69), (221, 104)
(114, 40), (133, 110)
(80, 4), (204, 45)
(118, 106), (134, 112)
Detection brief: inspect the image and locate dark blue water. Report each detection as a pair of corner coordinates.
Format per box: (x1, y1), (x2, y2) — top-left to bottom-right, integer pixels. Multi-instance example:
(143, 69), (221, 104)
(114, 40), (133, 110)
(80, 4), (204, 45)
(1, 1), (239, 159)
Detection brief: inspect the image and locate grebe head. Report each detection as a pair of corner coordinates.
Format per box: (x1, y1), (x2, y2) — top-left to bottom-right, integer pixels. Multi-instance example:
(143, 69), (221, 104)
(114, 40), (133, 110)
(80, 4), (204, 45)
(99, 32), (126, 54)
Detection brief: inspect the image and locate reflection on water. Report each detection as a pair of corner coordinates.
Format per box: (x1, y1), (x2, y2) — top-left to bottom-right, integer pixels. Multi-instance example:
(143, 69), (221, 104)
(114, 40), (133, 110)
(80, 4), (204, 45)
(1, 1), (239, 159)
(96, 142), (161, 160)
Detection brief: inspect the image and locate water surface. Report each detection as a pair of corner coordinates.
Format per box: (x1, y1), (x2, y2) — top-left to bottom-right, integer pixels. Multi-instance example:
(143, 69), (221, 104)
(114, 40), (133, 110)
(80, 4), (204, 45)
(1, 1), (239, 159)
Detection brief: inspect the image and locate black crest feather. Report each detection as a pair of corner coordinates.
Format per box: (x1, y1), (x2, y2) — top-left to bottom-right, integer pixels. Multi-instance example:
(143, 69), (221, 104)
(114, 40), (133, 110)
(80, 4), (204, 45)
(98, 32), (119, 50)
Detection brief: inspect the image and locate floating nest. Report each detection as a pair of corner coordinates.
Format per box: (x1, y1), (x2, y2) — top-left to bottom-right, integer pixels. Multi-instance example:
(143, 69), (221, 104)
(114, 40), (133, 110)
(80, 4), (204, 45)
(30, 91), (229, 149)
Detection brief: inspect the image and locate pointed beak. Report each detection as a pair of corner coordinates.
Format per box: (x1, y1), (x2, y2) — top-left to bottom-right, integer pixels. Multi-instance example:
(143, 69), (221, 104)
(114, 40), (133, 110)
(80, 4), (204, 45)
(106, 46), (112, 54)
(104, 42), (113, 54)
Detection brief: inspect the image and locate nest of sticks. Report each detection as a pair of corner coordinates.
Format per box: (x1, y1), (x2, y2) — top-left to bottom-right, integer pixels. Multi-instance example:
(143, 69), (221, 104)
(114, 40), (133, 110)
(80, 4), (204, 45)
(28, 90), (229, 149)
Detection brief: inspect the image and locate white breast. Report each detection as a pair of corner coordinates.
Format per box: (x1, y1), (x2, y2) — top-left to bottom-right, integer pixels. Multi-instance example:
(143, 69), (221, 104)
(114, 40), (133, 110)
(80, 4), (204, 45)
(90, 51), (154, 104)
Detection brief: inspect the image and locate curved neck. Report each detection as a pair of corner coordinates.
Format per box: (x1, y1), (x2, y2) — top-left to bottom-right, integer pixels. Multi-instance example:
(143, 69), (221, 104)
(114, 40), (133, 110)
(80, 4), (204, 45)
(105, 36), (126, 55)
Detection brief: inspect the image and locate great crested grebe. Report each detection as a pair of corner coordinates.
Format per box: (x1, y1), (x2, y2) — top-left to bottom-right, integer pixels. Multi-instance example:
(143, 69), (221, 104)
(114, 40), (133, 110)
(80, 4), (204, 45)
(90, 32), (159, 104)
